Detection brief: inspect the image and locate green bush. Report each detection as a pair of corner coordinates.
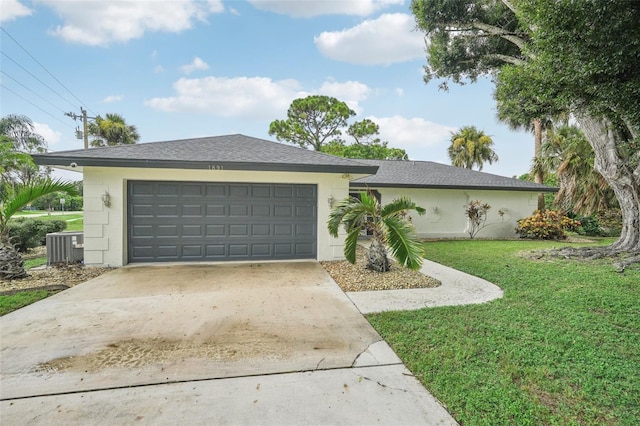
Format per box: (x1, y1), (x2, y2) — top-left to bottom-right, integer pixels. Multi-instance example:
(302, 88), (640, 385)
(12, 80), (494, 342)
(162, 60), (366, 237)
(515, 210), (581, 240)
(597, 209), (622, 237)
(7, 218), (67, 252)
(574, 215), (603, 236)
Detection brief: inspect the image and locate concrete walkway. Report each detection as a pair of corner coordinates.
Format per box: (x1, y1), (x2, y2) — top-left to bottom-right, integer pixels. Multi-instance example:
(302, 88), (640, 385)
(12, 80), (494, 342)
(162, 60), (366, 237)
(347, 259), (504, 314)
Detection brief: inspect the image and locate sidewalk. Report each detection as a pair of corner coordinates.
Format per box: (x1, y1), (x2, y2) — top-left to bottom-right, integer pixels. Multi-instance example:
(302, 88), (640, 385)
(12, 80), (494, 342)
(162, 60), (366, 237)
(346, 259), (504, 314)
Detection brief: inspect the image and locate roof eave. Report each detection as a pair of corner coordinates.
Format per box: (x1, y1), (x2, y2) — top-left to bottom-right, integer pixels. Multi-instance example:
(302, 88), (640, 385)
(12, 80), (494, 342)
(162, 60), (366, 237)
(31, 155), (379, 175)
(349, 182), (558, 193)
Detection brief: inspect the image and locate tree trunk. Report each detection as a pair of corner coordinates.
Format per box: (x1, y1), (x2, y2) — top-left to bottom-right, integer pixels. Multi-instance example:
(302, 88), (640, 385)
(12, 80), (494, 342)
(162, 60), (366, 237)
(0, 244), (28, 280)
(533, 118), (546, 210)
(367, 239), (390, 272)
(576, 112), (640, 253)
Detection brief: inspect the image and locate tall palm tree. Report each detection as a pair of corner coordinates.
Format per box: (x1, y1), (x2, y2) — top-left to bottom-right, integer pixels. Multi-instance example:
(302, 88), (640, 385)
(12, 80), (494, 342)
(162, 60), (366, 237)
(328, 191), (426, 272)
(541, 126), (616, 215)
(0, 178), (78, 279)
(448, 126), (499, 171)
(88, 113), (140, 147)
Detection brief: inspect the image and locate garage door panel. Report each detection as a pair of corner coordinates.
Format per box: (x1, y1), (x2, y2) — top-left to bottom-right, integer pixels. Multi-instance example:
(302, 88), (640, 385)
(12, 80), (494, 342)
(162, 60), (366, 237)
(274, 205), (292, 217)
(252, 185), (271, 198)
(229, 185), (249, 197)
(206, 205), (226, 216)
(128, 181), (316, 262)
(157, 205), (178, 217)
(252, 205), (270, 216)
(274, 185), (293, 198)
(206, 184), (226, 197)
(229, 205), (249, 216)
(296, 205), (314, 217)
(182, 205), (203, 217)
(157, 225), (178, 237)
(206, 224), (225, 236)
(156, 183), (179, 196)
(182, 245), (203, 257)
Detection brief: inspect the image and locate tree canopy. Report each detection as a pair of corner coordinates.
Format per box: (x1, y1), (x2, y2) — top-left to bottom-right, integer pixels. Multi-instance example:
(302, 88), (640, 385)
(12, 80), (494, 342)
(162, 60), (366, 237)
(0, 114), (48, 197)
(268, 95), (355, 151)
(412, 0), (640, 258)
(448, 126), (498, 170)
(88, 113), (140, 147)
(270, 96), (408, 159)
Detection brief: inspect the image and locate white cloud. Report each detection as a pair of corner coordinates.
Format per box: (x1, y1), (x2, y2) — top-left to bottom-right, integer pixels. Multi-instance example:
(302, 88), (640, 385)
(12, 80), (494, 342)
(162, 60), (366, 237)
(180, 57), (210, 74)
(371, 115), (457, 160)
(395, 88), (404, 96)
(154, 65), (165, 74)
(102, 95), (123, 103)
(38, 0), (224, 46)
(145, 76), (374, 120)
(316, 80), (372, 114)
(247, 0), (403, 18)
(0, 0), (32, 22)
(145, 76), (304, 119)
(33, 122), (62, 146)
(315, 13), (425, 65)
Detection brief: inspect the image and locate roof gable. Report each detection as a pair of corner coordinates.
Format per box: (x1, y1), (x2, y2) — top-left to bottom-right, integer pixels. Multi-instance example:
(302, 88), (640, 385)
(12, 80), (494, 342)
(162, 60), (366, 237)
(350, 159), (557, 192)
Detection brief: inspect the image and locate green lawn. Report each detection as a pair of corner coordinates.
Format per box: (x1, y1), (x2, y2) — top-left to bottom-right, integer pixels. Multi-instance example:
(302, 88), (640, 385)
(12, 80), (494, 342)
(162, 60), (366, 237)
(0, 290), (52, 316)
(13, 212), (84, 232)
(1, 255), (50, 316)
(367, 239), (639, 425)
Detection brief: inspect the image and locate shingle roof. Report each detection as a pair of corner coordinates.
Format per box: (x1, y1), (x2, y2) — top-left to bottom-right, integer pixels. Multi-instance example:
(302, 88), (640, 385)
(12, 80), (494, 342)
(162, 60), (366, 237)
(31, 134), (379, 174)
(350, 159), (557, 192)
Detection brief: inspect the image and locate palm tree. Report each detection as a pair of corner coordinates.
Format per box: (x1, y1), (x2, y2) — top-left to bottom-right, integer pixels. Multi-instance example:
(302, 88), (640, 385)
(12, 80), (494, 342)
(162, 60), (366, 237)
(541, 126), (616, 215)
(448, 126), (498, 171)
(88, 113), (140, 147)
(0, 178), (78, 279)
(328, 191), (426, 272)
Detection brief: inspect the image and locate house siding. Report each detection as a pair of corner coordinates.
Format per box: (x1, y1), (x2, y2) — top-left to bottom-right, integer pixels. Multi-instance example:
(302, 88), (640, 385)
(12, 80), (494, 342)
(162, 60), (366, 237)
(82, 167), (356, 267)
(362, 187), (539, 239)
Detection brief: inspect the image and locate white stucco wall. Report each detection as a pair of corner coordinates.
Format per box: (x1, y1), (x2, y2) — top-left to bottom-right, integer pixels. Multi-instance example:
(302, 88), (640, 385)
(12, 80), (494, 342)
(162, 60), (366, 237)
(364, 187), (540, 239)
(82, 167), (357, 267)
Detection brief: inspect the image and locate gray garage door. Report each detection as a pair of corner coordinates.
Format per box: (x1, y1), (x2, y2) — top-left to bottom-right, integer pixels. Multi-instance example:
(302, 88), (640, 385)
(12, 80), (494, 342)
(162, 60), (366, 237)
(127, 181), (317, 262)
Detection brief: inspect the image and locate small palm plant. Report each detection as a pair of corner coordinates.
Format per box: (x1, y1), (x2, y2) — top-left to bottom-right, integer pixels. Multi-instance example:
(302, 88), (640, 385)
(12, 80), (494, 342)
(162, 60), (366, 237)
(0, 177), (78, 279)
(328, 191), (426, 272)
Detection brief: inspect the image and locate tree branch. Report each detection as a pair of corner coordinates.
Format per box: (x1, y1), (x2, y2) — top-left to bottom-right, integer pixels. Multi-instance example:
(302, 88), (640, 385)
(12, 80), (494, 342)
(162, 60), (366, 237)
(485, 54), (526, 66)
(500, 0), (518, 15)
(471, 22), (529, 52)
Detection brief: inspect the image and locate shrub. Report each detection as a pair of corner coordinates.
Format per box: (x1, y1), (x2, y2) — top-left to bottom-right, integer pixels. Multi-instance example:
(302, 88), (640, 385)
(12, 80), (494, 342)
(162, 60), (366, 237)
(597, 209), (622, 237)
(7, 218), (67, 252)
(574, 215), (603, 237)
(464, 200), (491, 239)
(515, 210), (580, 240)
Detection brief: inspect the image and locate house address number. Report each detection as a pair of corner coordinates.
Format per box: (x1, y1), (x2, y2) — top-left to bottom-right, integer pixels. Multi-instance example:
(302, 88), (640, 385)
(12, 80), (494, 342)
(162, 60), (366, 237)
(208, 165), (224, 170)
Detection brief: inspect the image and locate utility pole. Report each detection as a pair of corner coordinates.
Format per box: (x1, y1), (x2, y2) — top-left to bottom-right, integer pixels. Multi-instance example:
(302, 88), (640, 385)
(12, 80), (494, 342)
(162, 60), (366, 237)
(65, 107), (96, 150)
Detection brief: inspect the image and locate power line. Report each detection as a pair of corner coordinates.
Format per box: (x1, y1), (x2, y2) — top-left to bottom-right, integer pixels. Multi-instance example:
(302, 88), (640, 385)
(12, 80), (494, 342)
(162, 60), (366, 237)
(1, 70), (68, 114)
(0, 26), (97, 116)
(1, 84), (75, 129)
(1, 51), (79, 111)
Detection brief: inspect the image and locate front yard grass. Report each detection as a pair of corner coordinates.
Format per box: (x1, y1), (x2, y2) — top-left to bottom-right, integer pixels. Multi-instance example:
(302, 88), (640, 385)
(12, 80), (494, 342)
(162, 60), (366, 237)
(0, 290), (51, 316)
(367, 239), (639, 425)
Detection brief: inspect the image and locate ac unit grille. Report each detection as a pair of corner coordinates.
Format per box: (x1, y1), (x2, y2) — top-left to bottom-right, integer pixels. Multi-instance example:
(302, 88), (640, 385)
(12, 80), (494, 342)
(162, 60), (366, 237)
(46, 232), (84, 265)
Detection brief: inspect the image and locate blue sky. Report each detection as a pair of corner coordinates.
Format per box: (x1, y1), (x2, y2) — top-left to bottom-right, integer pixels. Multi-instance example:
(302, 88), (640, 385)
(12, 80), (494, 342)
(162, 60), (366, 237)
(1, 0), (535, 180)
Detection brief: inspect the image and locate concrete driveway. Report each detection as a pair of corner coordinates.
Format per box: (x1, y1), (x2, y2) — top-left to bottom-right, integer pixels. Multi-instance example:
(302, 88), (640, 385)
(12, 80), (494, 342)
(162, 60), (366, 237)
(1, 262), (456, 425)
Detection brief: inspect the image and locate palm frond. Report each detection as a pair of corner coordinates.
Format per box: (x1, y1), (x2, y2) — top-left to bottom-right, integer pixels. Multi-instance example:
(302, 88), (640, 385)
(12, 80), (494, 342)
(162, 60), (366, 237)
(383, 215), (425, 270)
(343, 227), (361, 264)
(1, 178), (78, 235)
(381, 196), (426, 218)
(327, 196), (374, 237)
